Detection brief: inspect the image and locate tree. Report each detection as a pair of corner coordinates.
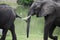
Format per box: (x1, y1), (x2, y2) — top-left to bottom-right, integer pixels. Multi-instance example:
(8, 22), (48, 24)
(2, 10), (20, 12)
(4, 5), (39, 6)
(17, 0), (34, 6)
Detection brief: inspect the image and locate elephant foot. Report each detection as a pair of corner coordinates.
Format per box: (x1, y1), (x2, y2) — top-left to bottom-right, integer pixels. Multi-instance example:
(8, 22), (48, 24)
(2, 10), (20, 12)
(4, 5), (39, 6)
(53, 36), (58, 40)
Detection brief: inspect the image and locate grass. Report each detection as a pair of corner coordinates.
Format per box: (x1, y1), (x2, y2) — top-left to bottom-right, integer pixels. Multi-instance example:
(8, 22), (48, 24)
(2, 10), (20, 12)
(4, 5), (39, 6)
(6, 34), (43, 40)
(0, 1), (60, 40)
(5, 34), (60, 40)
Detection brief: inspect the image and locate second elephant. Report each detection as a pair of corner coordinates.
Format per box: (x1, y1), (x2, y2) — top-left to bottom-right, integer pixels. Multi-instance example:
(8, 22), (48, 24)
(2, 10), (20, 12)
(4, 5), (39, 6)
(25, 0), (60, 40)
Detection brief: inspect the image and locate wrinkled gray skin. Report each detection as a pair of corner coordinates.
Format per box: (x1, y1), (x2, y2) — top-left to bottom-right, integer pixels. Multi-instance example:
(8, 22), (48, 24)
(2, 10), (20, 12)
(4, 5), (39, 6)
(53, 0), (60, 2)
(0, 4), (22, 40)
(26, 0), (60, 40)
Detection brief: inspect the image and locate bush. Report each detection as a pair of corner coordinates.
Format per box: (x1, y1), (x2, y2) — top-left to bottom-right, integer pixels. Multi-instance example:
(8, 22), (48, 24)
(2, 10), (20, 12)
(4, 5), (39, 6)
(17, 0), (34, 6)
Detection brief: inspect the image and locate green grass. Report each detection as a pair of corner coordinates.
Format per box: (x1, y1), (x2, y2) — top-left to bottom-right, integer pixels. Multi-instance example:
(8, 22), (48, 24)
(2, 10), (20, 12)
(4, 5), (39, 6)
(5, 34), (60, 40)
(6, 34), (43, 40)
(0, 2), (18, 6)
(0, 1), (60, 40)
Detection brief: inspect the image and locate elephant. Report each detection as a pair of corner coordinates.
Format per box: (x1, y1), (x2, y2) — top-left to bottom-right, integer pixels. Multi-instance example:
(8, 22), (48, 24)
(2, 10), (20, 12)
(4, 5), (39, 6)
(0, 4), (25, 40)
(24, 0), (60, 40)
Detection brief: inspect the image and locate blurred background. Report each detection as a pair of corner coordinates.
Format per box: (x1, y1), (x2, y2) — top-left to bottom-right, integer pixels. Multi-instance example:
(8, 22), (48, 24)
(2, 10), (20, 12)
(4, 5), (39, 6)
(0, 0), (60, 40)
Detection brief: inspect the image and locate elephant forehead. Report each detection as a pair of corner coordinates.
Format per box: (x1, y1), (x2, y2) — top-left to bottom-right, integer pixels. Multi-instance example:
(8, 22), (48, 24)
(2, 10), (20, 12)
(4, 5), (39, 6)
(34, 2), (42, 5)
(30, 1), (42, 8)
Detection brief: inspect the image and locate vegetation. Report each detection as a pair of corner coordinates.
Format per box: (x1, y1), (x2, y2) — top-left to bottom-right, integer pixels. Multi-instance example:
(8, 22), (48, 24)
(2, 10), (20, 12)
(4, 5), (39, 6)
(17, 0), (34, 6)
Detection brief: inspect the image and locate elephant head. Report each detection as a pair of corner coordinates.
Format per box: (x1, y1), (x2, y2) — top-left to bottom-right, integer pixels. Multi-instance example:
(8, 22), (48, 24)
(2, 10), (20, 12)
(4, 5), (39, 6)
(23, 1), (56, 38)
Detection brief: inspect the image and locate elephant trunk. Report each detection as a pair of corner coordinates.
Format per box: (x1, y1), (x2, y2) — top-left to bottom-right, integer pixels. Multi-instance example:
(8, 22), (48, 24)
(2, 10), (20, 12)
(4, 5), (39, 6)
(26, 9), (34, 38)
(27, 16), (31, 38)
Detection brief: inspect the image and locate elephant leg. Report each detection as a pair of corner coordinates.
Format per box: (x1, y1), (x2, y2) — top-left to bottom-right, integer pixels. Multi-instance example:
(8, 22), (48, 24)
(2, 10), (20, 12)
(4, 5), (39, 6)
(0, 29), (8, 40)
(49, 25), (58, 40)
(44, 25), (49, 40)
(44, 13), (56, 40)
(44, 22), (54, 40)
(9, 23), (17, 40)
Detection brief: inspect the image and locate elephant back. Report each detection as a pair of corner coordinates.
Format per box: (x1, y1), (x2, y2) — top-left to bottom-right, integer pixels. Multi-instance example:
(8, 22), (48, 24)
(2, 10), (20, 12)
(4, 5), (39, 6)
(0, 4), (11, 11)
(0, 4), (16, 26)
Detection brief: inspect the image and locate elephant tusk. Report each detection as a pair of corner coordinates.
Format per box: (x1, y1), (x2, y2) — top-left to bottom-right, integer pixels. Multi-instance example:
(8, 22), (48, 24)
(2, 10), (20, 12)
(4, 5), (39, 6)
(21, 15), (31, 20)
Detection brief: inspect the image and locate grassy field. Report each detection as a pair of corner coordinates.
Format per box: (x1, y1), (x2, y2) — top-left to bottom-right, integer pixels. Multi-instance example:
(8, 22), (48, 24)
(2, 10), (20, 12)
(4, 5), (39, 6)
(6, 34), (43, 40)
(0, 2), (60, 40)
(5, 35), (60, 40)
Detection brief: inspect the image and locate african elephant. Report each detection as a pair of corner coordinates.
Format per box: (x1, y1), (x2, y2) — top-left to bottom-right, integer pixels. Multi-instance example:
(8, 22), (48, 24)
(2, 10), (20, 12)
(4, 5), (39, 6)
(0, 4), (24, 40)
(25, 0), (60, 40)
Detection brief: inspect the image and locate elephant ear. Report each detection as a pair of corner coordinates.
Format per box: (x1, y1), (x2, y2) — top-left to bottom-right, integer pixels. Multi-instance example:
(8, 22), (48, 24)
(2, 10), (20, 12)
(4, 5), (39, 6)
(38, 3), (56, 17)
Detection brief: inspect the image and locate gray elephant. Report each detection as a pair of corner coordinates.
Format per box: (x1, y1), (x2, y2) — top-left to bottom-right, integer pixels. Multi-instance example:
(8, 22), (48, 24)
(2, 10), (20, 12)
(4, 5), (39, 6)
(25, 0), (60, 40)
(0, 4), (25, 40)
